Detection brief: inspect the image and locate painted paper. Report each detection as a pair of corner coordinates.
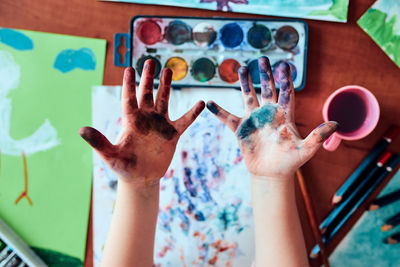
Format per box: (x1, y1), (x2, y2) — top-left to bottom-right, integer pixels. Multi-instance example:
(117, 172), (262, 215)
(0, 28), (106, 266)
(330, 170), (400, 266)
(102, 0), (349, 22)
(92, 86), (255, 266)
(358, 0), (400, 68)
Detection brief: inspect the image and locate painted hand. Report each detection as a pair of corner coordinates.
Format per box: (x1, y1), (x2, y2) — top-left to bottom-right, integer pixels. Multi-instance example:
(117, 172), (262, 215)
(79, 59), (205, 185)
(207, 56), (337, 178)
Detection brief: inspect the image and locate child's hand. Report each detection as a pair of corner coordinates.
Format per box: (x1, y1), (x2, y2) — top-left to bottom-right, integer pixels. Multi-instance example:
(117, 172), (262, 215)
(80, 59), (205, 186)
(207, 56), (337, 179)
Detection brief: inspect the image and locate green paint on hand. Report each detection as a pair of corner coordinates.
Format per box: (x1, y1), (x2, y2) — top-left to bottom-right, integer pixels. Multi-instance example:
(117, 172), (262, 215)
(358, 8), (400, 68)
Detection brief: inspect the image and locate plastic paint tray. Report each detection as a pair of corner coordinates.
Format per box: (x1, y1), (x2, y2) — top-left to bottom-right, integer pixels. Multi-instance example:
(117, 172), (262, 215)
(115, 15), (308, 91)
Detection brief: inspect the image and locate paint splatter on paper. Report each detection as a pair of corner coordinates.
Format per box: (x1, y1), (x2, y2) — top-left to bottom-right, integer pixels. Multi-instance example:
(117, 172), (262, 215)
(92, 86), (255, 266)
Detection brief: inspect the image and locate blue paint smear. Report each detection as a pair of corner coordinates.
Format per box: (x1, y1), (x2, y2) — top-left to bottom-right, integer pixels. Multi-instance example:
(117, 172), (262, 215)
(53, 47), (96, 73)
(219, 23), (244, 48)
(0, 29), (33, 50)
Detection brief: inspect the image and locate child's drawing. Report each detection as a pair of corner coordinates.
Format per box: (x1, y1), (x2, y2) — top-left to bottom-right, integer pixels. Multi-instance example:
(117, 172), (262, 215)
(102, 0), (349, 22)
(0, 49), (59, 205)
(358, 0), (400, 68)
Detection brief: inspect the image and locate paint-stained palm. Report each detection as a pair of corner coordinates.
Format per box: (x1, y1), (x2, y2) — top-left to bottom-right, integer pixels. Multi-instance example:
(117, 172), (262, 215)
(207, 56), (338, 178)
(79, 60), (205, 185)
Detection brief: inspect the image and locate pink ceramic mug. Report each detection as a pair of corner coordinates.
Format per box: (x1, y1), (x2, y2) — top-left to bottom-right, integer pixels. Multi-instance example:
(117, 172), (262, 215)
(322, 85), (380, 151)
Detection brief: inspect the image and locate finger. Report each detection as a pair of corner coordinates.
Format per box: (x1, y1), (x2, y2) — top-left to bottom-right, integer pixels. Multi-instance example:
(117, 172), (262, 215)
(300, 121), (338, 158)
(79, 127), (117, 157)
(138, 59), (155, 109)
(174, 101), (205, 134)
(239, 66), (259, 113)
(206, 101), (240, 132)
(121, 67), (137, 123)
(155, 68), (172, 115)
(258, 56), (277, 104)
(277, 61), (295, 121)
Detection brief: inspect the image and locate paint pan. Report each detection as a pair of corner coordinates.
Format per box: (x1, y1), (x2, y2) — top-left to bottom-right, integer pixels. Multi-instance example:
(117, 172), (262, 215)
(275, 26), (299, 50)
(193, 22), (217, 47)
(136, 55), (162, 78)
(128, 16), (308, 91)
(165, 20), (192, 45)
(219, 23), (244, 48)
(137, 20), (162, 45)
(191, 57), (216, 82)
(247, 24), (272, 49)
(218, 59), (240, 83)
(165, 57), (188, 81)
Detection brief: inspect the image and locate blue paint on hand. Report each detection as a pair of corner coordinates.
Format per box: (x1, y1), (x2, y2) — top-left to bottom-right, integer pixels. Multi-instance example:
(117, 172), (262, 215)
(236, 104), (277, 139)
(53, 47), (96, 73)
(0, 29), (33, 50)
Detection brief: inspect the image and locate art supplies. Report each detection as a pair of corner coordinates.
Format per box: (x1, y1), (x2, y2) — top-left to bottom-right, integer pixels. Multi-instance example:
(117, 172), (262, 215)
(329, 171), (400, 265)
(322, 85), (380, 151)
(384, 232), (400, 244)
(124, 16), (308, 91)
(319, 152), (392, 235)
(358, 0), (400, 68)
(311, 153), (400, 258)
(102, 0), (349, 22)
(92, 86), (254, 266)
(381, 211), (400, 231)
(332, 125), (400, 204)
(296, 169), (330, 267)
(369, 188), (400, 210)
(0, 28), (106, 266)
(0, 217), (47, 267)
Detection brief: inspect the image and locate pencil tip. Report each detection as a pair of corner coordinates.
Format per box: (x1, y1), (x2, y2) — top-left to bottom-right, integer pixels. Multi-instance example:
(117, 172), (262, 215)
(384, 237), (398, 244)
(381, 224), (392, 232)
(332, 195), (342, 205)
(368, 204), (379, 211)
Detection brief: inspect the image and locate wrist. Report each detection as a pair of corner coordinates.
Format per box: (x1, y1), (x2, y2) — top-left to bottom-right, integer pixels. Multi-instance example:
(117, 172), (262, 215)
(250, 172), (295, 185)
(117, 176), (160, 199)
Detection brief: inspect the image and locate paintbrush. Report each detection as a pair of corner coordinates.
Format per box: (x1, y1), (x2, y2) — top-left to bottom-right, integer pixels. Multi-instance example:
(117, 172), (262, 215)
(296, 169), (330, 267)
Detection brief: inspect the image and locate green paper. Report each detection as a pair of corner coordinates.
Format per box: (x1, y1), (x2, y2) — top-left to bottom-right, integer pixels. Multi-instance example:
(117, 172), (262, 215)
(358, 0), (400, 68)
(0, 28), (106, 266)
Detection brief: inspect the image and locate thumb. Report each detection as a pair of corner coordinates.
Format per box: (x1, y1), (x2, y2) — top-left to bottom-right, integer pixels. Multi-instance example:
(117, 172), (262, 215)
(79, 126), (116, 157)
(300, 121), (338, 158)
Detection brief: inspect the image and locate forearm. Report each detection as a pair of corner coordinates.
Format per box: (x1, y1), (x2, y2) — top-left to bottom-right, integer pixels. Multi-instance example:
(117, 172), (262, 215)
(251, 174), (308, 267)
(100, 179), (160, 267)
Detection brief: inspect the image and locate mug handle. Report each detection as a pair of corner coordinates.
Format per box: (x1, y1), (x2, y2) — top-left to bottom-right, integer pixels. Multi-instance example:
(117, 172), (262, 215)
(323, 133), (342, 151)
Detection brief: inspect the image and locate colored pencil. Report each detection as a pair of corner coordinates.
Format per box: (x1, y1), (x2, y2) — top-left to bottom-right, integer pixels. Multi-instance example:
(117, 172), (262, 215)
(384, 232), (400, 244)
(310, 153), (400, 258)
(332, 125), (400, 205)
(296, 169), (330, 267)
(319, 152), (392, 234)
(381, 211), (400, 232)
(369, 189), (400, 210)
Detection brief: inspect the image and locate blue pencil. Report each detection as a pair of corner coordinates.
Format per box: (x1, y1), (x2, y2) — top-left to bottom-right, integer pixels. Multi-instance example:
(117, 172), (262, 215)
(320, 152), (392, 234)
(310, 153), (400, 258)
(332, 125), (400, 205)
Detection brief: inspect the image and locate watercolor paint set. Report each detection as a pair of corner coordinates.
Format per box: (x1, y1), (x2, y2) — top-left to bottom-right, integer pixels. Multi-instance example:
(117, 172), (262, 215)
(0, 218), (47, 267)
(115, 15), (308, 91)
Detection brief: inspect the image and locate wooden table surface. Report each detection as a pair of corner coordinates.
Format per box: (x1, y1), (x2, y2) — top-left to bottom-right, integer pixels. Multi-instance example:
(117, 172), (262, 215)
(1, 0), (399, 266)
